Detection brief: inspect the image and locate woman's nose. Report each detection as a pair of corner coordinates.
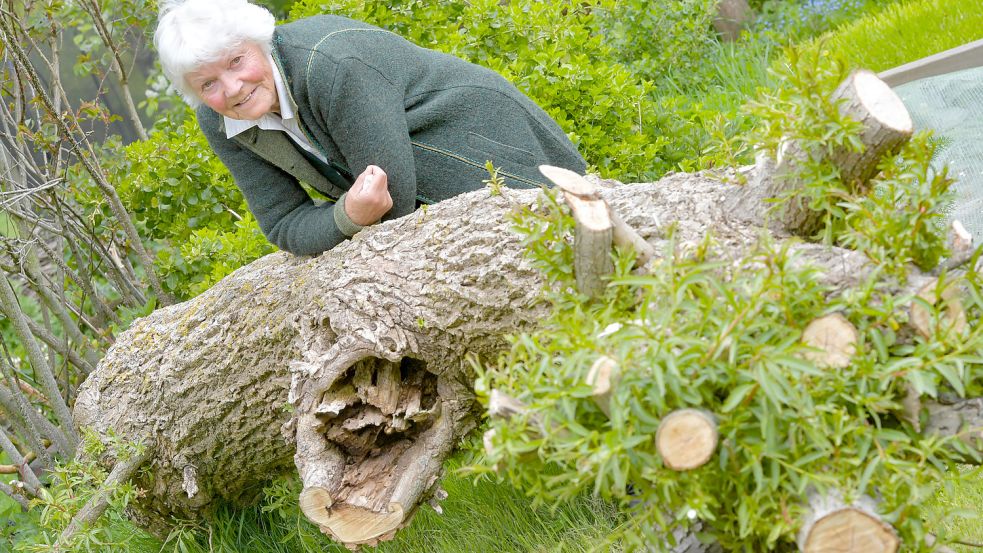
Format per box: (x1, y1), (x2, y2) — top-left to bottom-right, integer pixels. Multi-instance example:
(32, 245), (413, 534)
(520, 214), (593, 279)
(221, 73), (242, 98)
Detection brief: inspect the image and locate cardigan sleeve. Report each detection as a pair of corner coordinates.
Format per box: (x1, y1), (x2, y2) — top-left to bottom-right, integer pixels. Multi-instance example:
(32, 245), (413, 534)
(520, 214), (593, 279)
(197, 107), (355, 256)
(315, 56), (417, 221)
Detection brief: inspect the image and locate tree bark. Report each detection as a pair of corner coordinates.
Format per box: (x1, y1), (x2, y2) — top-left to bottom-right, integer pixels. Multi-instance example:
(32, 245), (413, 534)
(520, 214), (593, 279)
(74, 189), (549, 537)
(73, 73), (978, 549)
(73, 169), (980, 545)
(712, 0), (752, 42)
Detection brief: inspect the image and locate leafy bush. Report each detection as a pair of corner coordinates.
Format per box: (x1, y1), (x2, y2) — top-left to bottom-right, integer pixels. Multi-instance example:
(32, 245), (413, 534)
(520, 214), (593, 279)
(76, 111), (276, 299)
(477, 43), (981, 551)
(16, 431), (148, 553)
(288, 0), (674, 181)
(596, 0), (719, 88)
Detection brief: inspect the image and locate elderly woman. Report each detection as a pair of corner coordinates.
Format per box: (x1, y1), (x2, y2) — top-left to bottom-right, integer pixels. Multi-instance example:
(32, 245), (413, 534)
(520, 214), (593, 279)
(154, 0), (586, 255)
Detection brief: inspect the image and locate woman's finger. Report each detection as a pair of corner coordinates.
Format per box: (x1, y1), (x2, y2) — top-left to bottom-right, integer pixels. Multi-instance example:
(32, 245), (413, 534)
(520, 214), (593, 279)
(363, 166), (388, 194)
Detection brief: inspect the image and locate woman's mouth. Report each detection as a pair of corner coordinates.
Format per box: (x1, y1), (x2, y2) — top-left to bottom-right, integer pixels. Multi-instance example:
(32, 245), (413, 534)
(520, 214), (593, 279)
(235, 89), (256, 107)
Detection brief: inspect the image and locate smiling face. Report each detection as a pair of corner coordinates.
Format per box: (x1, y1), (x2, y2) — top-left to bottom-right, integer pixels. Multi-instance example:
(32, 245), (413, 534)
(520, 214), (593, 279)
(185, 42), (279, 120)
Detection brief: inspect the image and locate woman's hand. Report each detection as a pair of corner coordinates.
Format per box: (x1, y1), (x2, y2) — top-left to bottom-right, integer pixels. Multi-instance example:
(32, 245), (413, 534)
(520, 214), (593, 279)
(344, 165), (392, 226)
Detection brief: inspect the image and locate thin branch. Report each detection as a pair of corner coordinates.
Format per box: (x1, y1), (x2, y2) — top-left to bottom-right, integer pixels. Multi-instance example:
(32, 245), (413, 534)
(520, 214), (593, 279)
(6, 254), (101, 365)
(0, 274), (78, 451)
(79, 0), (148, 140)
(0, 480), (30, 509)
(54, 445), (152, 551)
(24, 315), (97, 375)
(0, 333), (71, 461)
(0, 379), (68, 461)
(0, 425), (42, 492)
(0, 12), (173, 305)
(36, 235), (120, 327)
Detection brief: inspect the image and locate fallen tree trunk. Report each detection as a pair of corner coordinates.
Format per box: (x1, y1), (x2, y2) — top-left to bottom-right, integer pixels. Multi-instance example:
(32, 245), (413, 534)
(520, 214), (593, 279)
(73, 187), (550, 537)
(74, 71), (980, 549)
(73, 172), (981, 546)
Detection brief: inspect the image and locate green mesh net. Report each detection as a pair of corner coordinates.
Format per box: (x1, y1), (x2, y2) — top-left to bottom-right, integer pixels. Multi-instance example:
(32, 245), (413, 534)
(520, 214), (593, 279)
(894, 65), (983, 239)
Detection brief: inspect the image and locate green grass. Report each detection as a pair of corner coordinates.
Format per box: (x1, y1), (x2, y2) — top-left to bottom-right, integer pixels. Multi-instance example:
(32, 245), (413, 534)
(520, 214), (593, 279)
(207, 473), (621, 553)
(810, 0), (983, 72)
(931, 468), (983, 552)
(4, 457), (625, 553)
(176, 465), (625, 553)
(8, 462), (980, 552)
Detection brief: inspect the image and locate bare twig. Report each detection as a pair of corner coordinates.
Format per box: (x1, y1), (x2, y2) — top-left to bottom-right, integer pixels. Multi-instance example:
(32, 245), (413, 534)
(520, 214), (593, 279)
(0, 13), (173, 305)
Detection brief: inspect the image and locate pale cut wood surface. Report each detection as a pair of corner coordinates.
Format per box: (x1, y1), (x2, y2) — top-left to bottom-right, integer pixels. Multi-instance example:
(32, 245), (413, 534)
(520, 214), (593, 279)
(801, 313), (859, 369)
(567, 194), (614, 298)
(656, 409), (719, 471)
(797, 492), (900, 553)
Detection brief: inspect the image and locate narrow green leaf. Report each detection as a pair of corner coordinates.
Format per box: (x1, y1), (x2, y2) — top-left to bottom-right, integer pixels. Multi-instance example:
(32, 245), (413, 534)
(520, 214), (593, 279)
(722, 383), (756, 413)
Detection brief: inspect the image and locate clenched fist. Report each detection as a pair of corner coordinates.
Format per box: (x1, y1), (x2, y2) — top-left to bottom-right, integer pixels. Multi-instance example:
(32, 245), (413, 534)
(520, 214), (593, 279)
(344, 165), (392, 226)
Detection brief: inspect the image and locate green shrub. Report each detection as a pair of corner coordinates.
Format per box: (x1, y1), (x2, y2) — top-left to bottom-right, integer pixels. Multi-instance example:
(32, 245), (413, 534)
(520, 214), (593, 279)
(77, 110), (276, 300)
(597, 0), (719, 88)
(477, 42), (980, 552)
(288, 0), (672, 181)
(16, 431), (149, 553)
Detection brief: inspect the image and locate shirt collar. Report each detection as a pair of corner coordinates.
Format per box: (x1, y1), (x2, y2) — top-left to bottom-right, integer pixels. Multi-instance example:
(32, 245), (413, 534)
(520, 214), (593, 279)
(224, 53), (297, 139)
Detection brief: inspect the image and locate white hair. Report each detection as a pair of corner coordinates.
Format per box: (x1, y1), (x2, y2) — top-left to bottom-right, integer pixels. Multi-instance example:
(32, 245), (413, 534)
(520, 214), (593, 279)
(154, 0), (276, 107)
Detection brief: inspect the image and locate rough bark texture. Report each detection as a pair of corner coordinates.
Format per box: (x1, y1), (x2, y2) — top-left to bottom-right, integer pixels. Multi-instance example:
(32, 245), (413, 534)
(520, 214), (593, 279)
(73, 71), (979, 548)
(712, 0), (752, 42)
(73, 189), (548, 535)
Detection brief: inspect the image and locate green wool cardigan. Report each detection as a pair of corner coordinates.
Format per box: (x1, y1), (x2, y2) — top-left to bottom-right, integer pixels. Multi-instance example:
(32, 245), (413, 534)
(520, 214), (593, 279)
(197, 15), (587, 255)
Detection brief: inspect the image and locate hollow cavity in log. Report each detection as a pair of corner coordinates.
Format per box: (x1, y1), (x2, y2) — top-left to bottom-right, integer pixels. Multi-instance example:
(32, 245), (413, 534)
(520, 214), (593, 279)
(296, 356), (450, 545)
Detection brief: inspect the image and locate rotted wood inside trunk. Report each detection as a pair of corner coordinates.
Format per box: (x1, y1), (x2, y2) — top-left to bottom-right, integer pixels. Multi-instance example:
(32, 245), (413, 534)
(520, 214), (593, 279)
(313, 357), (440, 510)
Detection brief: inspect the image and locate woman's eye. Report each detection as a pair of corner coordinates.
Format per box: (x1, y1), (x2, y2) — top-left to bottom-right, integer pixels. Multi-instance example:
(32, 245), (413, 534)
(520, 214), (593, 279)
(202, 80), (215, 91)
(231, 56), (242, 66)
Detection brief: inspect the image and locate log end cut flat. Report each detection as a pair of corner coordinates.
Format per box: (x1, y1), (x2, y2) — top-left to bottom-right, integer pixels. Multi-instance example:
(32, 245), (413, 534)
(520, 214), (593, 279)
(585, 356), (620, 417)
(910, 277), (967, 339)
(315, 502), (406, 546)
(850, 70), (912, 135)
(801, 313), (858, 369)
(539, 164), (598, 198)
(801, 507), (900, 553)
(656, 409), (719, 471)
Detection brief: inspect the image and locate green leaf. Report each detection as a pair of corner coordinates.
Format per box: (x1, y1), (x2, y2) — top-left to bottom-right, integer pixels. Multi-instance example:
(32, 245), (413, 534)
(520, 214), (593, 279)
(722, 383), (756, 413)
(905, 369), (938, 398)
(935, 362), (966, 396)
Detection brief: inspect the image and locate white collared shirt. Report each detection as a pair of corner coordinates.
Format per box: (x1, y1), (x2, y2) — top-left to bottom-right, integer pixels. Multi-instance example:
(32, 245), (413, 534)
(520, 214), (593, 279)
(224, 55), (328, 164)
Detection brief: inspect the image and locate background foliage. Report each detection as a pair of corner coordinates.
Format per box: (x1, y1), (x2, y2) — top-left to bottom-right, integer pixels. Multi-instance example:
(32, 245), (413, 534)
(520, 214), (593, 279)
(4, 0), (983, 551)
